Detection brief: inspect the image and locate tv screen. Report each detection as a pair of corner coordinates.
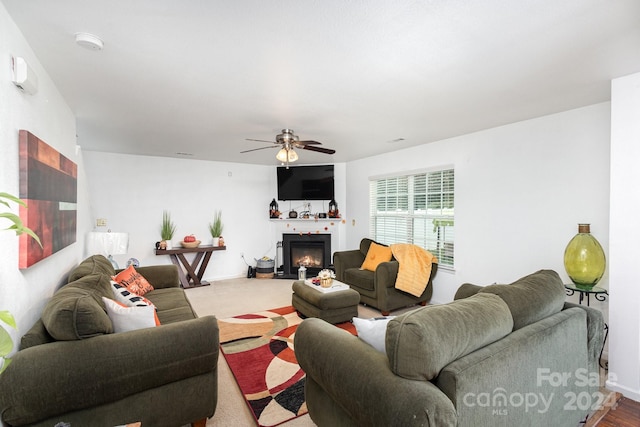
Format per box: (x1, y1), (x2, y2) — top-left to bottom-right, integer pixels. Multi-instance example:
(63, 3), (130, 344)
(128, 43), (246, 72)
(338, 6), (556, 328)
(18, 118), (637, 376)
(277, 165), (335, 201)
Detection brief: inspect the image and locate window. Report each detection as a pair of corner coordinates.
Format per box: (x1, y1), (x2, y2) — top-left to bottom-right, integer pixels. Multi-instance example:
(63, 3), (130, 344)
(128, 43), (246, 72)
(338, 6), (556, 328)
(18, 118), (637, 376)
(369, 168), (454, 268)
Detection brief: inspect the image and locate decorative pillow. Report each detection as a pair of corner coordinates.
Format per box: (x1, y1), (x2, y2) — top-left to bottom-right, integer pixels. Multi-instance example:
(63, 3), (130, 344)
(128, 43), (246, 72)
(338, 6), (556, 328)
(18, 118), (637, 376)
(360, 242), (392, 271)
(352, 316), (395, 353)
(42, 274), (114, 340)
(110, 281), (161, 326)
(386, 293), (513, 381)
(102, 297), (157, 333)
(112, 265), (154, 296)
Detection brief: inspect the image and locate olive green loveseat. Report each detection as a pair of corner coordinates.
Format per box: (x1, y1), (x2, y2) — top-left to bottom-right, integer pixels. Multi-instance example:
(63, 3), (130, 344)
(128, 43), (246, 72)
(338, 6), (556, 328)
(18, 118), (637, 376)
(295, 270), (605, 426)
(0, 255), (218, 427)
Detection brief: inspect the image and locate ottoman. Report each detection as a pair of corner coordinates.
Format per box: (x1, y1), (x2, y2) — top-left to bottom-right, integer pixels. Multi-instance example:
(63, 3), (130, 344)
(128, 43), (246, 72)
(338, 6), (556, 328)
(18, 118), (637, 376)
(292, 280), (360, 324)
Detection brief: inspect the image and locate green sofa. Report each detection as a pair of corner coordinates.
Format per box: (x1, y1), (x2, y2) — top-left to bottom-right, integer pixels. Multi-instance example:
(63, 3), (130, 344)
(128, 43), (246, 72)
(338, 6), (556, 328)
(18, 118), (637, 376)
(0, 255), (219, 427)
(295, 270), (605, 426)
(333, 238), (437, 315)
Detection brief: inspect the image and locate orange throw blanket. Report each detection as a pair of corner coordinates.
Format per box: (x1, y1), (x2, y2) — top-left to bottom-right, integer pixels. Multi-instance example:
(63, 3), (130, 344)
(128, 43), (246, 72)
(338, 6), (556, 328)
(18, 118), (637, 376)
(390, 244), (438, 297)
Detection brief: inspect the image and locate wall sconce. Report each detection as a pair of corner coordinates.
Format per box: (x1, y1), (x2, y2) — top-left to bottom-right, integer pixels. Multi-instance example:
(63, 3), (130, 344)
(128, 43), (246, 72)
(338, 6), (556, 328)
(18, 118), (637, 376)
(86, 231), (129, 269)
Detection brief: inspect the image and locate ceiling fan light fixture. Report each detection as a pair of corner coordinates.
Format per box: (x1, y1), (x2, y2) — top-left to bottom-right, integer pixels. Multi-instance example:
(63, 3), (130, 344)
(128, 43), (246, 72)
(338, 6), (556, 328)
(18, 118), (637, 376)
(276, 147), (298, 163)
(276, 148), (288, 162)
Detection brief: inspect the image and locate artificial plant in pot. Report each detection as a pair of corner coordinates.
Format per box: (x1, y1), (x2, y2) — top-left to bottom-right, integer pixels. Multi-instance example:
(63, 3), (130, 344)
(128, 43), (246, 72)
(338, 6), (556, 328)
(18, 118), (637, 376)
(160, 210), (176, 249)
(1, 192), (41, 374)
(208, 210), (224, 246)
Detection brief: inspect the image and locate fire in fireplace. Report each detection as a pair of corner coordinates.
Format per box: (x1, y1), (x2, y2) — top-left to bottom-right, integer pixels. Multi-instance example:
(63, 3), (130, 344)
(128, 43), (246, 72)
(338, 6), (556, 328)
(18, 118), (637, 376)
(281, 233), (331, 278)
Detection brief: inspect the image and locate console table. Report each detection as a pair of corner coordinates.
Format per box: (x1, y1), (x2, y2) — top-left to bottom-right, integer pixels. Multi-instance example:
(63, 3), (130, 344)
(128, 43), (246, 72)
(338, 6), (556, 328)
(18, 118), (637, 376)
(155, 245), (226, 288)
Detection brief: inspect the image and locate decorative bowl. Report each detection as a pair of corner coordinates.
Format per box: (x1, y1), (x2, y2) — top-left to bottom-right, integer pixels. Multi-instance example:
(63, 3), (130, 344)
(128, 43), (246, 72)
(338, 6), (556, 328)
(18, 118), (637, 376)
(180, 240), (201, 248)
(320, 277), (333, 288)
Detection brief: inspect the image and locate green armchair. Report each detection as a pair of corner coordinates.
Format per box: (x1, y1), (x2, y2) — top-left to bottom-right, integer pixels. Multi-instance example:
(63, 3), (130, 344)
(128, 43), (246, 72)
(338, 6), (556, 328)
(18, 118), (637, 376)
(333, 238), (437, 315)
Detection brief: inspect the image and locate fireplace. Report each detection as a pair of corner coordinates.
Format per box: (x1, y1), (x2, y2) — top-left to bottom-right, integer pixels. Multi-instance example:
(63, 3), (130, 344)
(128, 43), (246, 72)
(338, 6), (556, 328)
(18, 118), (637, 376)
(281, 233), (331, 278)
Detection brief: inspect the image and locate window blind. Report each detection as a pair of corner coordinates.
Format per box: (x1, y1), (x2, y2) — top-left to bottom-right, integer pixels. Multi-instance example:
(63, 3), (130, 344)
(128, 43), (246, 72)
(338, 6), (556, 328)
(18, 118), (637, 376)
(369, 169), (454, 267)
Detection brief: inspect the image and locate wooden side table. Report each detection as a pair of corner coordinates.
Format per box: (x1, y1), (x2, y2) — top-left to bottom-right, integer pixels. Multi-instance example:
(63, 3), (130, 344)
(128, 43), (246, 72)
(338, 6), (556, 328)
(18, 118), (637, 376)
(564, 283), (609, 369)
(155, 245), (226, 288)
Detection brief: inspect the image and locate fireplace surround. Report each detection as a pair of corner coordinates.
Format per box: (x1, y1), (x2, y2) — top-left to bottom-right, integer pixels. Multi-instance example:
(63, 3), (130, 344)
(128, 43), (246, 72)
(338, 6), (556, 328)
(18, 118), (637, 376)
(281, 233), (331, 278)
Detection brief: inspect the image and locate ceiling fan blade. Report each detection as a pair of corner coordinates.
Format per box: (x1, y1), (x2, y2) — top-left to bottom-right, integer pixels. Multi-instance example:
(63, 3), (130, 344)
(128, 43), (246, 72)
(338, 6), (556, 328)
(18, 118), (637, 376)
(240, 146), (279, 154)
(303, 145), (336, 155)
(297, 140), (321, 145)
(246, 138), (278, 144)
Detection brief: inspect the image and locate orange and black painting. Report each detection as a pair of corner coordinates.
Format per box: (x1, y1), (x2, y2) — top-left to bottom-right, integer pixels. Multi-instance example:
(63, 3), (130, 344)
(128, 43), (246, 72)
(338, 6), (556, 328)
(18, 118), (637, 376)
(18, 130), (77, 269)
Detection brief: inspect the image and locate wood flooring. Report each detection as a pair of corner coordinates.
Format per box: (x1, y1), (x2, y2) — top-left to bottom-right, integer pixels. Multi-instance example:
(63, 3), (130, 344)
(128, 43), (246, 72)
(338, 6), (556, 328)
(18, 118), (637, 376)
(587, 392), (640, 427)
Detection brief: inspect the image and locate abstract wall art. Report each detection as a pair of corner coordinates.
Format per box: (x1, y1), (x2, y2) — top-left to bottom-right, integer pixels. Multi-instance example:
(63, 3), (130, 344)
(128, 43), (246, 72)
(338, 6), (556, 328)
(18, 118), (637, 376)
(18, 130), (77, 268)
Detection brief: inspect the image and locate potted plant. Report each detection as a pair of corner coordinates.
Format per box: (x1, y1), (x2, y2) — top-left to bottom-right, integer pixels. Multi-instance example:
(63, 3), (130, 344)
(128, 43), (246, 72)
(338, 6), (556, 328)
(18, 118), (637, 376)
(1, 192), (41, 374)
(160, 210), (176, 249)
(208, 210), (223, 246)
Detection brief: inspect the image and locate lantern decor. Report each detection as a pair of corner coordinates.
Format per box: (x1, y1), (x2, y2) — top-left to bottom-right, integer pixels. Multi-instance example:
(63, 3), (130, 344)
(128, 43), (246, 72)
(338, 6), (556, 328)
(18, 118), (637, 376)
(269, 198), (280, 218)
(328, 199), (339, 218)
(563, 224), (606, 289)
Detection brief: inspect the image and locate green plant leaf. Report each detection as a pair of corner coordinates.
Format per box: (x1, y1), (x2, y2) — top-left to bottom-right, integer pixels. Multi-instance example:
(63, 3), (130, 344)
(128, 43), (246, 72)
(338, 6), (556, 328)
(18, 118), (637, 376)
(0, 311), (17, 329)
(0, 192), (26, 207)
(22, 227), (42, 246)
(0, 212), (25, 233)
(0, 208), (43, 247)
(0, 327), (14, 358)
(160, 210), (176, 240)
(0, 357), (11, 375)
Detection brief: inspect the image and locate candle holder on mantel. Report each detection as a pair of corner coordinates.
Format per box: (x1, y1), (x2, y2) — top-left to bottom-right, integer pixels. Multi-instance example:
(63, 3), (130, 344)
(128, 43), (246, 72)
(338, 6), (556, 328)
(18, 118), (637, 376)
(328, 199), (339, 218)
(563, 223), (606, 290)
(269, 198), (280, 218)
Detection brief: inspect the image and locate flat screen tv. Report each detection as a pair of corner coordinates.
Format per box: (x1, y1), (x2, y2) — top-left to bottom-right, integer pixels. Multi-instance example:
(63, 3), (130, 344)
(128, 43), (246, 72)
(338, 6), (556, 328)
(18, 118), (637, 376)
(277, 165), (335, 201)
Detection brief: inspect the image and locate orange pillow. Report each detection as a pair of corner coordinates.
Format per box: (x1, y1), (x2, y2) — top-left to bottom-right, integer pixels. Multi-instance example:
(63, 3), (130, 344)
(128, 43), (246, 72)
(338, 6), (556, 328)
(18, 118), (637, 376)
(112, 265), (154, 296)
(360, 242), (392, 272)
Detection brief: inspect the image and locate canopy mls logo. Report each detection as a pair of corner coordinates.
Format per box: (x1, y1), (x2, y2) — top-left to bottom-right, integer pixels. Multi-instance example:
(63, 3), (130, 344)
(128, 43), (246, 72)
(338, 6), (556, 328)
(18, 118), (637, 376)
(462, 368), (618, 416)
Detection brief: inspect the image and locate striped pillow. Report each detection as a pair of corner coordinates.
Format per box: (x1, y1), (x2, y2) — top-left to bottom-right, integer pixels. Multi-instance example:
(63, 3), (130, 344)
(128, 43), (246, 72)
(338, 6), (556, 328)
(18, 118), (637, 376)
(110, 281), (160, 326)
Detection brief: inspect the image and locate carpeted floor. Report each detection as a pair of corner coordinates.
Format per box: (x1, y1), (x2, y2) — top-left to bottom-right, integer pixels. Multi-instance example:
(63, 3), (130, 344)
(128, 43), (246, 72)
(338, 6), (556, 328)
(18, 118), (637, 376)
(185, 276), (419, 426)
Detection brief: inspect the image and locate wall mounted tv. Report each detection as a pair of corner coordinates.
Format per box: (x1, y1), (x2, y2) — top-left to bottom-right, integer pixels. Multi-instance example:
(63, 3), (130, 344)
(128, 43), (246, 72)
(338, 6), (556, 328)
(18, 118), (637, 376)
(277, 165), (335, 201)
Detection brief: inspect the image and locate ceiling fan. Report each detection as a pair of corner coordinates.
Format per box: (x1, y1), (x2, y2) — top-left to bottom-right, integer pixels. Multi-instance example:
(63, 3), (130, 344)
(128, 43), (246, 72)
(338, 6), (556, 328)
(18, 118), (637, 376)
(241, 129), (336, 166)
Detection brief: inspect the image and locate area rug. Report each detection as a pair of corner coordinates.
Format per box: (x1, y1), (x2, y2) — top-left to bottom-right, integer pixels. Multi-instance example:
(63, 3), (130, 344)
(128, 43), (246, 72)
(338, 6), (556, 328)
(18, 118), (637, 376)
(218, 306), (356, 427)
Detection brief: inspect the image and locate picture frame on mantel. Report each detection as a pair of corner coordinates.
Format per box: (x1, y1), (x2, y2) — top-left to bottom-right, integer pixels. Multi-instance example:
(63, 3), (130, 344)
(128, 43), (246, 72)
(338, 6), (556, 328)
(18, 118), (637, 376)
(18, 130), (77, 268)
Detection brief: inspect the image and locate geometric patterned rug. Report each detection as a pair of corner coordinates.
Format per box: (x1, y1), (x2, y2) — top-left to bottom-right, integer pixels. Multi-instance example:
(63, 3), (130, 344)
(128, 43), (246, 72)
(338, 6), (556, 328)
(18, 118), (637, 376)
(218, 306), (356, 427)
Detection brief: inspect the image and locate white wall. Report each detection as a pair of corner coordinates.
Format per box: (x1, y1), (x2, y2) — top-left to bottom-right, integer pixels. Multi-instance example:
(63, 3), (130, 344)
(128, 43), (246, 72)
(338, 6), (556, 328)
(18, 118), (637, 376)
(82, 152), (277, 279)
(607, 72), (640, 401)
(82, 154), (349, 280)
(0, 4), (91, 342)
(346, 103), (611, 304)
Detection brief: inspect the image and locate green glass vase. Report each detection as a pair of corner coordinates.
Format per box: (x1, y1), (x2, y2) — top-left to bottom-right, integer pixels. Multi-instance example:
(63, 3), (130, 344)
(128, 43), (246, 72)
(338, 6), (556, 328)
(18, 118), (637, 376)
(563, 224), (606, 289)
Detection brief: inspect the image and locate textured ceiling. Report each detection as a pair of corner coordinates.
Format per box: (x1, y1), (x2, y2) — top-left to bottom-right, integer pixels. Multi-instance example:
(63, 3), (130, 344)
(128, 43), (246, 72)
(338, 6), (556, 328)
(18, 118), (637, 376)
(4, 0), (640, 165)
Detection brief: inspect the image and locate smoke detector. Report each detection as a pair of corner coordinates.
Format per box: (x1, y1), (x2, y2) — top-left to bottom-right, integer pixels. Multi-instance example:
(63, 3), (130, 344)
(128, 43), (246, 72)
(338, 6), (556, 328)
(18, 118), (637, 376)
(75, 33), (104, 51)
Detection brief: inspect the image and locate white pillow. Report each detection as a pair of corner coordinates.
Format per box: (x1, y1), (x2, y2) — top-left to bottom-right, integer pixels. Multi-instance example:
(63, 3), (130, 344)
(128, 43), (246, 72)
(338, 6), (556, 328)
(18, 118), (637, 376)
(352, 316), (395, 353)
(102, 297), (156, 333)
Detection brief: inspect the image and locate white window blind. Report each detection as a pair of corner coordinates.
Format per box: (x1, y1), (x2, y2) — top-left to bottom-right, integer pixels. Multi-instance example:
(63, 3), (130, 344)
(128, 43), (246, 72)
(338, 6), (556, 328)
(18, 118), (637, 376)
(369, 169), (454, 267)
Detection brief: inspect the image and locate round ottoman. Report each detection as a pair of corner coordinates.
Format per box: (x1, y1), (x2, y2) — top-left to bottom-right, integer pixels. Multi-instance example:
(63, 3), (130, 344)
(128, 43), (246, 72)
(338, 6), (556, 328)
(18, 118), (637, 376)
(292, 280), (360, 324)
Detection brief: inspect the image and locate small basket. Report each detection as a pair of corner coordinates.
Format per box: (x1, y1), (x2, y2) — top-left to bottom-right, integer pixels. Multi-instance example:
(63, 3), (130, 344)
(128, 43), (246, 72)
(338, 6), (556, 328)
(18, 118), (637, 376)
(180, 240), (201, 248)
(320, 277), (333, 288)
